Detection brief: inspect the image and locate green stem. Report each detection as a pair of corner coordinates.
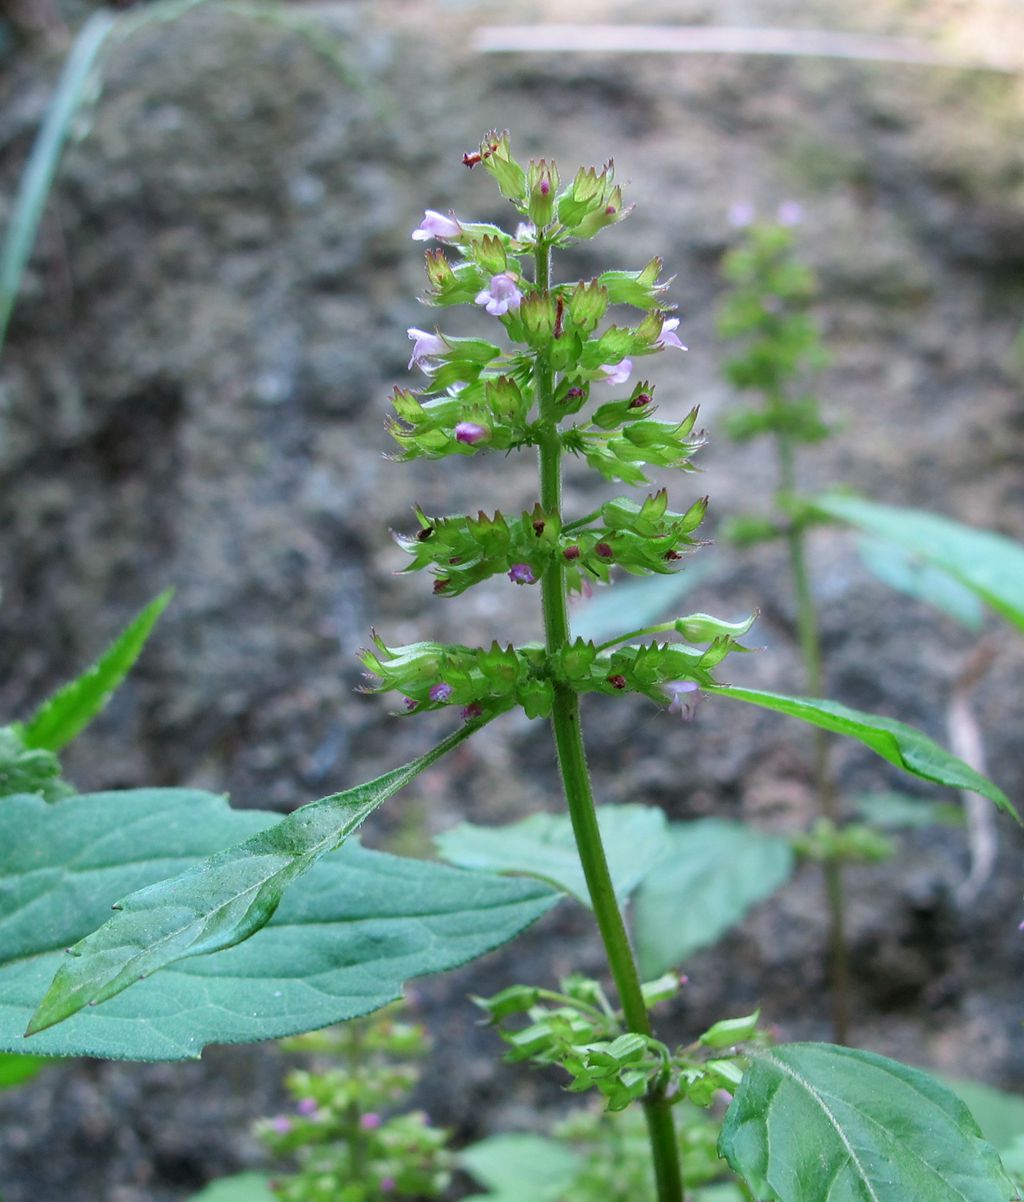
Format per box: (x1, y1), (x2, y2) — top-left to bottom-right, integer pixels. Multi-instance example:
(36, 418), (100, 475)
(534, 237), (684, 1202)
(776, 433), (850, 1045)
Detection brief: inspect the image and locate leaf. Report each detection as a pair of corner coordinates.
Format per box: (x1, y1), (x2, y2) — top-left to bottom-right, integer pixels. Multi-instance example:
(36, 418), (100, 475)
(709, 685), (1016, 819)
(0, 726), (70, 802)
(21, 591), (172, 753)
(719, 1043), (1015, 1202)
(436, 805), (669, 906)
(856, 536), (984, 631)
(460, 1134), (582, 1202)
(27, 718), (488, 1035)
(0, 790), (556, 1060)
(570, 562), (711, 643)
(633, 820), (794, 977)
(856, 791), (964, 831)
(0, 1052), (50, 1090)
(811, 492), (1024, 633)
(186, 1174), (277, 1202)
(944, 1078), (1024, 1153)
(0, 10), (119, 354)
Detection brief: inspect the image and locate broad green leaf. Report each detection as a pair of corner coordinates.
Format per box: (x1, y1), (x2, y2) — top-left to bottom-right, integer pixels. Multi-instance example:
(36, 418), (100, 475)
(187, 1174), (277, 1202)
(571, 562), (710, 643)
(460, 1134), (582, 1202)
(812, 493), (1024, 633)
(633, 821), (794, 977)
(436, 805), (668, 906)
(693, 1188), (746, 1202)
(0, 726), (70, 802)
(27, 718), (489, 1035)
(21, 591), (172, 752)
(945, 1078), (1024, 1152)
(709, 685), (1016, 819)
(0, 1052), (50, 1089)
(856, 790), (964, 831)
(856, 536), (984, 631)
(719, 1043), (1014, 1202)
(1, 790), (556, 1060)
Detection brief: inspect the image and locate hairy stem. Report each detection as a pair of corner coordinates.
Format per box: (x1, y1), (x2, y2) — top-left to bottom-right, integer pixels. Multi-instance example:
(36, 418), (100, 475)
(535, 237), (684, 1202)
(777, 434), (850, 1045)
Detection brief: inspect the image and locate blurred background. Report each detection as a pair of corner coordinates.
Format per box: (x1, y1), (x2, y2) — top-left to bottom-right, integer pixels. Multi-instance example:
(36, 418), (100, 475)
(1, 1), (1023, 1198)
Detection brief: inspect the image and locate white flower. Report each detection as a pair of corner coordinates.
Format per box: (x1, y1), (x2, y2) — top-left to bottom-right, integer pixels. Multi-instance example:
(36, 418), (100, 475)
(599, 358), (633, 386)
(407, 327), (446, 370)
(656, 318), (688, 352)
(663, 680), (702, 720)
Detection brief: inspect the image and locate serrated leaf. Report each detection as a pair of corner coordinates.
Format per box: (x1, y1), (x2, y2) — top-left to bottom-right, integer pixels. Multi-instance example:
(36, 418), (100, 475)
(27, 720), (486, 1035)
(436, 805), (668, 906)
(856, 536), (984, 631)
(709, 686), (1016, 819)
(571, 563), (711, 643)
(0, 726), (70, 802)
(812, 493), (1024, 633)
(21, 591), (172, 753)
(187, 1175), (277, 1202)
(1, 790), (556, 1060)
(633, 820), (794, 976)
(719, 1043), (1015, 1202)
(460, 1134), (582, 1202)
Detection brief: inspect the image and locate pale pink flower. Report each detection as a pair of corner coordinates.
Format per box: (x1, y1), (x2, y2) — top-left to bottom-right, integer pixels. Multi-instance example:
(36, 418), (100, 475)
(663, 680), (702, 720)
(599, 358), (633, 385)
(475, 273), (523, 316)
(380, 1179), (396, 1194)
(296, 1098), (318, 1116)
(360, 1112), (383, 1131)
(728, 201), (755, 228)
(407, 327), (446, 371)
(777, 200), (804, 227)
(270, 1116), (293, 1135)
(656, 317), (688, 352)
(412, 210), (461, 241)
(455, 422), (489, 445)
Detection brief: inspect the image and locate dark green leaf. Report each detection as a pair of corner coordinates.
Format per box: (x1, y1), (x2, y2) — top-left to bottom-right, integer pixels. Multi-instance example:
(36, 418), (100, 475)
(1, 789), (556, 1060)
(633, 820), (794, 977)
(856, 536), (984, 631)
(710, 686), (1016, 819)
(460, 1134), (582, 1202)
(945, 1078), (1024, 1153)
(21, 591), (172, 753)
(0, 1052), (51, 1089)
(27, 719), (488, 1035)
(571, 563), (710, 643)
(436, 805), (669, 906)
(812, 493), (1024, 632)
(720, 1043), (1014, 1202)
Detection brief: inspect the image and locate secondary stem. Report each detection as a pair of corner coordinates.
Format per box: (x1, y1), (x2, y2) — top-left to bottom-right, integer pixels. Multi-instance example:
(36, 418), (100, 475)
(534, 237), (685, 1202)
(777, 434), (850, 1045)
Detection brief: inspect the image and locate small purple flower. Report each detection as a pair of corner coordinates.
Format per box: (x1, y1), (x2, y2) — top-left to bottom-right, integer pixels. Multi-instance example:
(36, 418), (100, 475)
(380, 1179), (396, 1194)
(360, 1112), (382, 1131)
(296, 1098), (319, 1116)
(728, 201), (756, 228)
(475, 272), (523, 316)
(777, 200), (804, 227)
(270, 1116), (293, 1135)
(454, 421), (489, 445)
(407, 327), (446, 371)
(655, 317), (688, 352)
(411, 210), (461, 241)
(663, 680), (702, 720)
(508, 563), (537, 586)
(429, 682), (453, 703)
(599, 358), (633, 386)
(461, 702), (483, 721)
(403, 697), (418, 712)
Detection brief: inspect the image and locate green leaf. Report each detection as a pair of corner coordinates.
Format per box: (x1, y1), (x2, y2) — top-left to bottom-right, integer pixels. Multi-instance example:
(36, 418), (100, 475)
(0, 726), (70, 802)
(633, 820), (794, 977)
(719, 1043), (1014, 1202)
(709, 685), (1016, 819)
(0, 1052), (51, 1089)
(21, 591), (172, 753)
(856, 536), (984, 631)
(856, 791), (964, 831)
(26, 718), (490, 1035)
(570, 563), (710, 643)
(186, 1174), (277, 1202)
(944, 1078), (1024, 1153)
(811, 493), (1024, 633)
(1, 789), (556, 1060)
(436, 805), (668, 907)
(460, 1134), (582, 1202)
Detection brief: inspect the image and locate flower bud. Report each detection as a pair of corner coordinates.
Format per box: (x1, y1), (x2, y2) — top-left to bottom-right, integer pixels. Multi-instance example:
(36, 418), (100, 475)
(518, 291), (557, 346)
(473, 234), (508, 276)
(568, 280), (610, 334)
(455, 422), (489, 446)
(423, 249), (454, 290)
(478, 129), (527, 202)
(527, 158), (559, 226)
